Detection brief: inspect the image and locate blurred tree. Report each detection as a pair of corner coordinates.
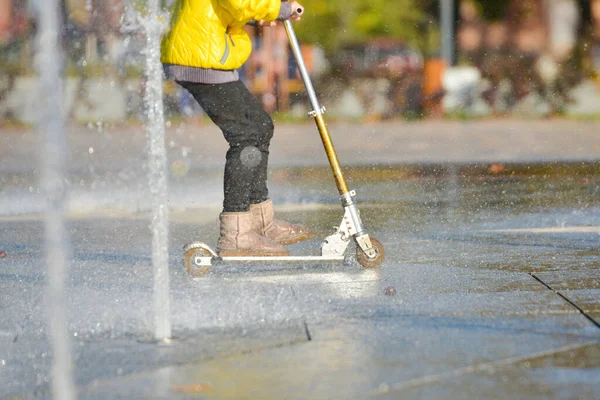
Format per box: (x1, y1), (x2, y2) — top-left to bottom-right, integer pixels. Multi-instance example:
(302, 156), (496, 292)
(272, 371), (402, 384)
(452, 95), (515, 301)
(112, 0), (431, 51)
(66, 0), (123, 32)
(470, 0), (509, 21)
(295, 0), (426, 50)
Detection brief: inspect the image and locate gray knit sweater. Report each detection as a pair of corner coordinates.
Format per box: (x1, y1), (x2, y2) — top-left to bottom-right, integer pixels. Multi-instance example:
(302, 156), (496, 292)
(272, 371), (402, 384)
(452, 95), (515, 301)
(163, 2), (293, 84)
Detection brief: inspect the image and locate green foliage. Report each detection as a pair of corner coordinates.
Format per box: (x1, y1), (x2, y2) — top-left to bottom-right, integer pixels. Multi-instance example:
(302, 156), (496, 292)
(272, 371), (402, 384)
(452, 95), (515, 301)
(469, 0), (509, 21)
(294, 0), (428, 50)
(292, 0), (340, 49)
(351, 0), (424, 40)
(0, 39), (34, 76)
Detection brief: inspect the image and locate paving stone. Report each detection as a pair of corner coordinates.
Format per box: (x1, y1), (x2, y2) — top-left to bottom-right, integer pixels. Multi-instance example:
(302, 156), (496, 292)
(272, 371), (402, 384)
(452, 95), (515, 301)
(79, 320), (598, 400)
(1, 137), (598, 398)
(391, 342), (600, 400)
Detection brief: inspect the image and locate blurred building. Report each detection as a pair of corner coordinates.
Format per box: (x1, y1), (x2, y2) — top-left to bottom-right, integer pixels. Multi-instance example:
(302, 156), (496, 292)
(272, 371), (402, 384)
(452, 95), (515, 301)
(1, 0), (321, 112)
(0, 0), (28, 45)
(244, 24), (326, 112)
(5, 0), (598, 118)
(458, 0), (600, 69)
(0, 0), (125, 60)
(63, 0), (124, 63)
(0, 0), (11, 43)
(453, 0), (600, 114)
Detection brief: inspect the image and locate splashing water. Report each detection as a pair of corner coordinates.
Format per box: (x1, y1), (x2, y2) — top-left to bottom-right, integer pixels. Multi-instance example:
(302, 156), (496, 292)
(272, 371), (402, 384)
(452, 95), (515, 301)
(121, 0), (172, 341)
(140, 1), (172, 340)
(36, 1), (76, 399)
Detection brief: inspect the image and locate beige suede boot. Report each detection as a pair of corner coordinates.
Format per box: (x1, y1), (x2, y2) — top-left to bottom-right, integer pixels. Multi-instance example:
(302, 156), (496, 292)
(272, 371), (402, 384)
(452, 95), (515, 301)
(217, 211), (289, 256)
(250, 200), (312, 246)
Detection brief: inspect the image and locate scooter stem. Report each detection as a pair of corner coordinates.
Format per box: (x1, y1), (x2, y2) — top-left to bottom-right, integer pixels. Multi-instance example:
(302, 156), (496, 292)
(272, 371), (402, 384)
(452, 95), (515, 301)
(283, 20), (350, 196)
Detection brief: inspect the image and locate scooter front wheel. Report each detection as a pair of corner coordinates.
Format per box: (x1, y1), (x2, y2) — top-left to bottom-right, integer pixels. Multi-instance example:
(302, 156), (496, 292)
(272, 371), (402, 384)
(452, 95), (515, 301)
(183, 247), (212, 277)
(356, 238), (384, 268)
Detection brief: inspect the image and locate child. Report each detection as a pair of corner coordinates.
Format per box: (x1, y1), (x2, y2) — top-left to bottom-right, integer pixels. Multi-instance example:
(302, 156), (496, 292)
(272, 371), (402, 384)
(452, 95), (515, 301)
(161, 0), (310, 256)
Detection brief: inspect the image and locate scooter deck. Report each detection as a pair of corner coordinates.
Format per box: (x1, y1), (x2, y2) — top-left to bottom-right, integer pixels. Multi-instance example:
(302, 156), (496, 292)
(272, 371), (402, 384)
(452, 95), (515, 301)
(215, 255), (344, 263)
(211, 256), (345, 273)
(183, 241), (351, 277)
(187, 256), (348, 277)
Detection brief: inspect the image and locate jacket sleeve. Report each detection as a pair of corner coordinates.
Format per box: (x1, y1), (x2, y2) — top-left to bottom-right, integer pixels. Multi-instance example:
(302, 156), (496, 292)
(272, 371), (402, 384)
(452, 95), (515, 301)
(218, 0), (281, 23)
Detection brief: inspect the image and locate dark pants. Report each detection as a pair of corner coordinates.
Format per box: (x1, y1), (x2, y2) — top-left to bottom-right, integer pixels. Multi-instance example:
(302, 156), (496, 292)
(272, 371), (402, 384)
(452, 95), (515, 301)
(178, 80), (273, 212)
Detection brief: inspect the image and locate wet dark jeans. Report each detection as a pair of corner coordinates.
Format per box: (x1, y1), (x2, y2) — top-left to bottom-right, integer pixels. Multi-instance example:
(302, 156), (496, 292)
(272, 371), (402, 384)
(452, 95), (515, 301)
(178, 80), (273, 212)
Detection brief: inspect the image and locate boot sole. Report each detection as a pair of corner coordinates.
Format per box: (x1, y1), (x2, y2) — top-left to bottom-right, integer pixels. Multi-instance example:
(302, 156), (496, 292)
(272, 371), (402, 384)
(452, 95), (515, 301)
(218, 249), (290, 257)
(276, 231), (313, 246)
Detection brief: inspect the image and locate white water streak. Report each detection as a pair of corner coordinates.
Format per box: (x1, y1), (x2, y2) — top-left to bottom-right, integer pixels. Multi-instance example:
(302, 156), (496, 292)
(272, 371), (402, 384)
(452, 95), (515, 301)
(36, 1), (76, 399)
(142, 0), (172, 340)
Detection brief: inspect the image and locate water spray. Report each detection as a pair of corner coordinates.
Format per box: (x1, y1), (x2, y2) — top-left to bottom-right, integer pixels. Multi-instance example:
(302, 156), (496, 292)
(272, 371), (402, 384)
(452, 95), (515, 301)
(141, 0), (172, 341)
(121, 0), (172, 341)
(36, 0), (76, 399)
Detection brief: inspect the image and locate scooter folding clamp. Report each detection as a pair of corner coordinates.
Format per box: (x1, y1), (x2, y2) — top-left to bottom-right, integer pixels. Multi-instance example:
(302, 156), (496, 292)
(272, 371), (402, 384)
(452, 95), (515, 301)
(308, 106), (326, 117)
(340, 190), (357, 207)
(343, 203), (365, 237)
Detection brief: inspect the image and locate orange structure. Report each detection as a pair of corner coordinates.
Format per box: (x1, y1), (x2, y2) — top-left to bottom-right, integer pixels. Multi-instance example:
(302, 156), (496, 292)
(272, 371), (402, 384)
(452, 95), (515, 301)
(244, 24), (308, 112)
(0, 0), (12, 43)
(422, 58), (445, 116)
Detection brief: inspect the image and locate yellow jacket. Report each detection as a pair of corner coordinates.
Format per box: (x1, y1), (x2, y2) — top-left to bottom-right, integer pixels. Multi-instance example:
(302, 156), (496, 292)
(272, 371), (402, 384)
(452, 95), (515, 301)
(161, 0), (282, 70)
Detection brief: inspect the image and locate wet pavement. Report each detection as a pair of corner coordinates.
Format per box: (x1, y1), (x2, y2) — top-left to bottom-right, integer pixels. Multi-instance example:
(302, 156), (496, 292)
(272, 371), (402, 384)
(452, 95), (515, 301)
(0, 121), (599, 399)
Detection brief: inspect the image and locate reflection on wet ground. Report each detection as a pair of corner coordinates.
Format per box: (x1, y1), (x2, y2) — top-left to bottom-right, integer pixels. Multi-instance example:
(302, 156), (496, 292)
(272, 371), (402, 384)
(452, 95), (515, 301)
(0, 162), (599, 399)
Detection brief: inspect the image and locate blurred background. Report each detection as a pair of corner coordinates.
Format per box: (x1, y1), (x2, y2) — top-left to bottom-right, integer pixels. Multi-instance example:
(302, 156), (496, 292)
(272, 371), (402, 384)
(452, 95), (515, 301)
(1, 0), (600, 125)
(2, 4), (600, 400)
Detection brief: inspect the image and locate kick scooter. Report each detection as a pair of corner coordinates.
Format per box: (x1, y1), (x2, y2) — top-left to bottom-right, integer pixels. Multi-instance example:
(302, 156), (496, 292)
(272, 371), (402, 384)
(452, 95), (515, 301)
(183, 20), (384, 277)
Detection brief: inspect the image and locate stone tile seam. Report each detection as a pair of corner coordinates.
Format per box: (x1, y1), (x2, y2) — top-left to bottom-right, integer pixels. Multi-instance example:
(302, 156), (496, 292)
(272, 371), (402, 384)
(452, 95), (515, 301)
(530, 273), (600, 330)
(286, 285), (311, 341)
(364, 341), (598, 397)
(303, 321), (312, 341)
(305, 310), (583, 320)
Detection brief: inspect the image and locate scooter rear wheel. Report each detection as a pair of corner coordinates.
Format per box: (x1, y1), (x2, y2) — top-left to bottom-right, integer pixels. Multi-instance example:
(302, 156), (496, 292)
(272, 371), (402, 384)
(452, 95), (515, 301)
(356, 238), (384, 268)
(183, 247), (212, 277)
